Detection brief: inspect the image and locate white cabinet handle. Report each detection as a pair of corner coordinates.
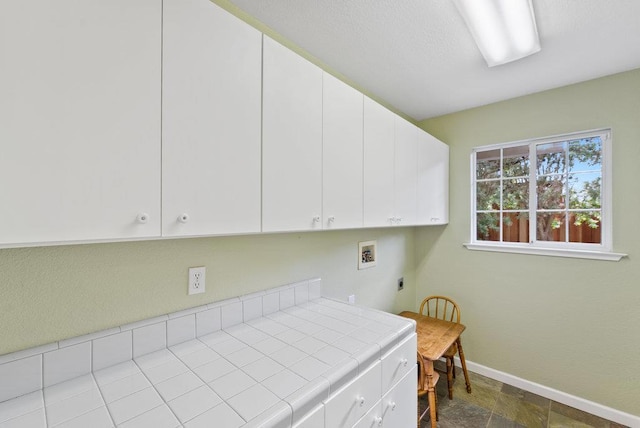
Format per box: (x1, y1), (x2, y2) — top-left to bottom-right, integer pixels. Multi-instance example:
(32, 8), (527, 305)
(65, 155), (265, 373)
(374, 416), (383, 426)
(178, 213), (190, 223)
(397, 217), (403, 223)
(400, 357), (408, 367)
(328, 216), (335, 223)
(389, 216), (396, 224)
(389, 401), (397, 411)
(136, 213), (149, 224)
(357, 396), (366, 407)
(313, 216), (321, 223)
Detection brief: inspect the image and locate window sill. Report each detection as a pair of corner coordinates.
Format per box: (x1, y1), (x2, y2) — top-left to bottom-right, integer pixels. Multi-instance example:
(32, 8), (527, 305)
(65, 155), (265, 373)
(463, 242), (627, 261)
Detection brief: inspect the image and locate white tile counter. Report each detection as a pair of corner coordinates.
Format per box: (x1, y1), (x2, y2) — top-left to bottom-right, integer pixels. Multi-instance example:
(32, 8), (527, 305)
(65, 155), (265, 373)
(0, 279), (416, 428)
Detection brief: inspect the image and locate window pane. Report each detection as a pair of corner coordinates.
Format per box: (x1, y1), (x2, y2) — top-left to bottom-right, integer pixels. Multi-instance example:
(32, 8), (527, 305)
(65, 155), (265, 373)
(477, 212), (500, 241)
(503, 145), (529, 177)
(476, 181), (500, 211)
(537, 141), (566, 175)
(536, 212), (566, 242)
(569, 211), (601, 244)
(569, 137), (602, 173)
(569, 172), (601, 209)
(476, 149), (500, 179)
(503, 178), (528, 210)
(537, 175), (566, 209)
(503, 212), (529, 243)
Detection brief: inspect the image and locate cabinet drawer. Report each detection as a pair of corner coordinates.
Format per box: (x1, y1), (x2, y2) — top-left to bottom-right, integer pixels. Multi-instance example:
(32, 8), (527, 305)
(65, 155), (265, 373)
(381, 333), (416, 392)
(324, 361), (381, 428)
(353, 399), (382, 428)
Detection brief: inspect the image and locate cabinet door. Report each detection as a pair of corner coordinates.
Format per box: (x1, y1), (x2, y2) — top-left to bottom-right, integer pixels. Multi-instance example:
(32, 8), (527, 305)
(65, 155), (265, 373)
(381, 365), (417, 428)
(262, 36), (323, 232)
(417, 132), (450, 225)
(322, 73), (364, 230)
(363, 98), (395, 228)
(324, 361), (381, 428)
(0, 0), (161, 246)
(394, 117), (418, 226)
(162, 0), (262, 237)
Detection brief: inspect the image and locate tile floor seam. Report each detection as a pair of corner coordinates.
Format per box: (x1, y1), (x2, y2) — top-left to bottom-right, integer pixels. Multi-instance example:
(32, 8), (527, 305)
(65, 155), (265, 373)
(90, 373), (116, 428)
(47, 395), (107, 428)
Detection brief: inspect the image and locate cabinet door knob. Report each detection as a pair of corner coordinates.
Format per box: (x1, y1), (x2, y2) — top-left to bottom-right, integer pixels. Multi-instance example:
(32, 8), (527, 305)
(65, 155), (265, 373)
(389, 401), (397, 411)
(328, 216), (335, 223)
(136, 213), (149, 224)
(357, 396), (366, 407)
(374, 416), (383, 426)
(178, 213), (190, 223)
(313, 216), (321, 223)
(389, 216), (396, 223)
(397, 217), (403, 223)
(400, 357), (408, 367)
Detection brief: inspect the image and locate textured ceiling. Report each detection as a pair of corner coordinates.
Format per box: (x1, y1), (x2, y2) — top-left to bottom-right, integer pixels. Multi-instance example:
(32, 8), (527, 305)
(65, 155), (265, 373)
(226, 0), (640, 120)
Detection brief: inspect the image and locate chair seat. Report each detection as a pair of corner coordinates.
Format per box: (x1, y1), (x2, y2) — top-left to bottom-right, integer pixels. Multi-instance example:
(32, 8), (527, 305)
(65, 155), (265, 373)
(443, 343), (457, 358)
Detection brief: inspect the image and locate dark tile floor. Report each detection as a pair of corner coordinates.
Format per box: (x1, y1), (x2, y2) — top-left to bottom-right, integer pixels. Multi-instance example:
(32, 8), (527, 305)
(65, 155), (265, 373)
(418, 364), (628, 428)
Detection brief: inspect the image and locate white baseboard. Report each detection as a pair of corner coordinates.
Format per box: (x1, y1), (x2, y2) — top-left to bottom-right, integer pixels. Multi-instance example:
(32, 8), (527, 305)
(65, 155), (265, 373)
(452, 357), (640, 428)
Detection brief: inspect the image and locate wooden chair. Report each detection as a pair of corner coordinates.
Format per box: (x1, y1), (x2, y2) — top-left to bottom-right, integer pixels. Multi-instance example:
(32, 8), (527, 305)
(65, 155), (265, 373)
(417, 352), (438, 426)
(419, 295), (470, 400)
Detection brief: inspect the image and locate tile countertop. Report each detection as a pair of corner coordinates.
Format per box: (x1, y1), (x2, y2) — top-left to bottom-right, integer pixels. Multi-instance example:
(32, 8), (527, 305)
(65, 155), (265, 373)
(0, 294), (415, 428)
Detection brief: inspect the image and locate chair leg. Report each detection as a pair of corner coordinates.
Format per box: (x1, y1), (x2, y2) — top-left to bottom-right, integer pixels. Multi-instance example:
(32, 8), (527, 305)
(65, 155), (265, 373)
(446, 356), (454, 400)
(456, 338), (472, 394)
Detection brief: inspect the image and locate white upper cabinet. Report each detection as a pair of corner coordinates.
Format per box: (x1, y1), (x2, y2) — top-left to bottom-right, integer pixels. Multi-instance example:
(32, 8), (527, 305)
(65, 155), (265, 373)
(418, 132), (450, 224)
(262, 36), (323, 232)
(363, 98), (396, 228)
(162, 0), (262, 237)
(322, 73), (364, 230)
(0, 0), (161, 246)
(393, 117), (418, 226)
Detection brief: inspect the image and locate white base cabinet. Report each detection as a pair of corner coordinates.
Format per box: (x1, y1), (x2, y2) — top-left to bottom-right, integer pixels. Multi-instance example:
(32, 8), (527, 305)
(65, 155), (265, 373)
(324, 333), (417, 428)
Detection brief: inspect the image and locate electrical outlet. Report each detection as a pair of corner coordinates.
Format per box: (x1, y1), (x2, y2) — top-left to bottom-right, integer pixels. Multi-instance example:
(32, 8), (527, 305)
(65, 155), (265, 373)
(188, 266), (206, 295)
(397, 277), (404, 291)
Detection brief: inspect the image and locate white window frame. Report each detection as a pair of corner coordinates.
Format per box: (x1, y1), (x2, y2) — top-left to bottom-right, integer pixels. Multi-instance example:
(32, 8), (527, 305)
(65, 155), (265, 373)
(464, 128), (626, 261)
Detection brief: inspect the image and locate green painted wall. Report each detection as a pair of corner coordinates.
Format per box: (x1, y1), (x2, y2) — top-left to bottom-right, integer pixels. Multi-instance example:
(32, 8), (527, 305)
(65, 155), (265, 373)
(418, 68), (640, 416)
(0, 228), (416, 355)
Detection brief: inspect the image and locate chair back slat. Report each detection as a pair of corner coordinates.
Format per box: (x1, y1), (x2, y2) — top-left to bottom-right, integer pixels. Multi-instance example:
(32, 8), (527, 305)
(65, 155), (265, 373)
(419, 295), (460, 324)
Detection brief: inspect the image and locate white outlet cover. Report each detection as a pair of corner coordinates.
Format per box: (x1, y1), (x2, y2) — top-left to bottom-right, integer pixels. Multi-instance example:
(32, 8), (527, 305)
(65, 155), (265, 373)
(188, 266), (206, 295)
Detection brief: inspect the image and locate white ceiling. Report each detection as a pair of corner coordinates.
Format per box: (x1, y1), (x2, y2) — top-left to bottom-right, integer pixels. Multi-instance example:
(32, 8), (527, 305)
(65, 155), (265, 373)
(226, 0), (640, 121)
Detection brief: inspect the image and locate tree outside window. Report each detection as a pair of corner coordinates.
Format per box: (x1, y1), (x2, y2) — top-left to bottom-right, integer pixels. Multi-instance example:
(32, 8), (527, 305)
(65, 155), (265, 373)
(473, 130), (608, 248)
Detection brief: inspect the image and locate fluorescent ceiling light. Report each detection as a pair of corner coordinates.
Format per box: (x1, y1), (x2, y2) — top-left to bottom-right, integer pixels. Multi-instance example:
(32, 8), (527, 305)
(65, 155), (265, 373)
(452, 0), (541, 67)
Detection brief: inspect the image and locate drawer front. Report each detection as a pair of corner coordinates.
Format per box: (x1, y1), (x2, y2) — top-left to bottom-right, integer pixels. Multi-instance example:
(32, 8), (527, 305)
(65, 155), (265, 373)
(381, 365), (417, 428)
(353, 399), (382, 428)
(324, 361), (382, 428)
(381, 333), (416, 392)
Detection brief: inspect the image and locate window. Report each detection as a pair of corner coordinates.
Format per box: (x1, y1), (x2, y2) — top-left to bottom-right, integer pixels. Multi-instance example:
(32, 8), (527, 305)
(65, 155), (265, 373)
(466, 128), (624, 261)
